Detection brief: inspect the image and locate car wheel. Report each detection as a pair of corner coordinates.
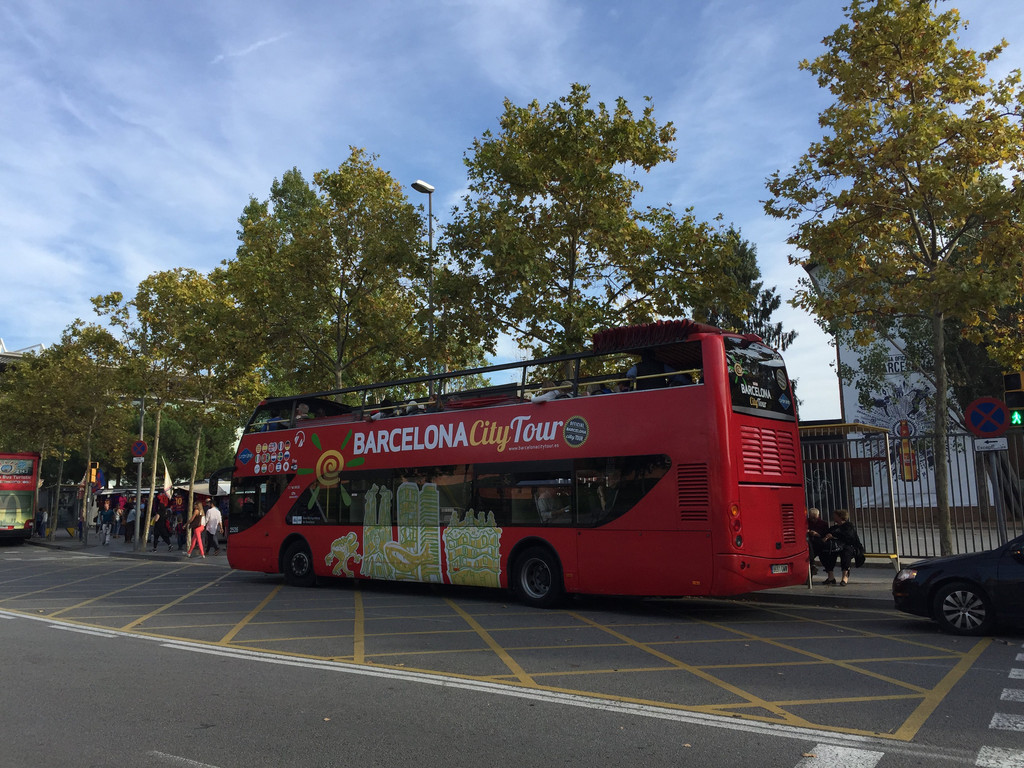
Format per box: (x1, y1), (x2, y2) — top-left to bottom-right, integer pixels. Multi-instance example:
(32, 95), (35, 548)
(283, 541), (316, 587)
(513, 546), (564, 608)
(932, 581), (993, 636)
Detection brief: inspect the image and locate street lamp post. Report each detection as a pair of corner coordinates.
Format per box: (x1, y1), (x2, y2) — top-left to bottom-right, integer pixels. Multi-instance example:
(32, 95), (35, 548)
(412, 180), (435, 396)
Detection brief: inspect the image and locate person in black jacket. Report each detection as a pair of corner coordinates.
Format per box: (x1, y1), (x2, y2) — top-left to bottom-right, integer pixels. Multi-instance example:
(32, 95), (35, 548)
(819, 508), (864, 586)
(151, 508), (173, 552)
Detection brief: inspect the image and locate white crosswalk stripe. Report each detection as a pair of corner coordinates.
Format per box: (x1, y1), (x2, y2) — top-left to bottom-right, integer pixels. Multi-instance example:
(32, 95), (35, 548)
(795, 744), (883, 767)
(977, 746), (1024, 767)
(990, 713), (1024, 732)
(1001, 689), (1024, 702)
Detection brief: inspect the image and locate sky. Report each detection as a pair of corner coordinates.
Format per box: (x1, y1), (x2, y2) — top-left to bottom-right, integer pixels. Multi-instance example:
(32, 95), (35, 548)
(3, 0), (1023, 421)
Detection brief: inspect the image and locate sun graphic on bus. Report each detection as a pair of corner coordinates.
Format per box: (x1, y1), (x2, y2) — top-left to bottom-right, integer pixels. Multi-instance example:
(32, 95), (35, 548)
(296, 430), (364, 507)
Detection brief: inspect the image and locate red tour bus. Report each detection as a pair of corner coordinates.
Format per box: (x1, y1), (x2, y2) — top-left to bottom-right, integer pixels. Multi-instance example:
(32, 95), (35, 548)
(224, 320), (807, 606)
(0, 452), (40, 541)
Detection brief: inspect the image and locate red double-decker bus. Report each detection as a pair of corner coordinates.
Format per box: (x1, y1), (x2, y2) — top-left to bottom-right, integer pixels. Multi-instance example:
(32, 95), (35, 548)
(0, 452), (40, 541)
(224, 320), (807, 606)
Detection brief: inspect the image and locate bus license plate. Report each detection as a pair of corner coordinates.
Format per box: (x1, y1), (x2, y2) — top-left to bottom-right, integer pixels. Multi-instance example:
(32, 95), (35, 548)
(771, 564), (789, 574)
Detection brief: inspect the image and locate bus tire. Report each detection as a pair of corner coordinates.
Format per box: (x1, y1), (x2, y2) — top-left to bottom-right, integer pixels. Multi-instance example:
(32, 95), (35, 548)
(283, 541), (316, 587)
(513, 546), (564, 608)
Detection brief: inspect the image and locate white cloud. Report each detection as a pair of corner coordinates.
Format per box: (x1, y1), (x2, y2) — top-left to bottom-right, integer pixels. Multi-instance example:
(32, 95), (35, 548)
(3, 0), (1022, 424)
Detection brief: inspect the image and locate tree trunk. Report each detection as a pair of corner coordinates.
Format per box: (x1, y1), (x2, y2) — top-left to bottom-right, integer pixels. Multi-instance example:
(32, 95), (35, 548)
(139, 406), (163, 551)
(49, 445), (66, 542)
(79, 427), (94, 546)
(188, 424), (202, 517)
(932, 309), (953, 556)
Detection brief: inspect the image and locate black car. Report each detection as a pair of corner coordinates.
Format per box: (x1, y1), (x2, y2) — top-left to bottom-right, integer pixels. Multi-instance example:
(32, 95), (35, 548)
(892, 534), (1024, 635)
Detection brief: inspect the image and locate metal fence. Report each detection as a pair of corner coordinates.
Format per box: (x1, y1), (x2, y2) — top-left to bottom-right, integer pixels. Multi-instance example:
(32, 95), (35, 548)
(800, 424), (1024, 564)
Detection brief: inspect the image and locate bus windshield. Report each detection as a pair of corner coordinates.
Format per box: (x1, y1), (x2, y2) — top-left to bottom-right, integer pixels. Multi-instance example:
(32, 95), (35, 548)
(725, 337), (795, 421)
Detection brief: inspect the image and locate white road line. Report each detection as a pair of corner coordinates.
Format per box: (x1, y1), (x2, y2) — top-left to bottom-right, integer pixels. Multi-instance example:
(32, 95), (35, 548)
(1009, 669), (1024, 680)
(990, 713), (1024, 732)
(795, 744), (883, 767)
(1016, 654), (1024, 662)
(0, 609), (972, 764)
(51, 625), (117, 638)
(1000, 689), (1024, 702)
(147, 751), (222, 768)
(977, 746), (1024, 767)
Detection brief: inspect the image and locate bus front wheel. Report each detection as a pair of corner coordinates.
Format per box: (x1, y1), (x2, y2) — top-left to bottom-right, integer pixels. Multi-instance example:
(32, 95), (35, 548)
(513, 546), (564, 608)
(283, 541), (316, 587)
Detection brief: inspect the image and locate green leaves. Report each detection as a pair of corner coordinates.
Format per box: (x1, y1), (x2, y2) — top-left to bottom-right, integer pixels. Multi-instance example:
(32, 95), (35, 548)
(444, 83), (749, 357)
(766, 0), (1024, 371)
(223, 149), (435, 395)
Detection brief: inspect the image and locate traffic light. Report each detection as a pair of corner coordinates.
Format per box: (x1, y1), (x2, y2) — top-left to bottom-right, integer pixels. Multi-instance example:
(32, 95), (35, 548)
(88, 462), (99, 483)
(1006, 373), (1024, 427)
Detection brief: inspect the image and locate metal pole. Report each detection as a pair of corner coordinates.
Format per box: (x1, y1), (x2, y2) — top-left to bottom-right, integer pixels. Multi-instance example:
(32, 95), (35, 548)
(989, 451), (1009, 546)
(427, 190), (434, 398)
(412, 180), (436, 399)
(135, 397), (145, 551)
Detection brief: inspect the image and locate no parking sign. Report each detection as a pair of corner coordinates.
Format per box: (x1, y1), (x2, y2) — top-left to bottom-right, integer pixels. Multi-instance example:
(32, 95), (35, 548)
(964, 397), (1009, 438)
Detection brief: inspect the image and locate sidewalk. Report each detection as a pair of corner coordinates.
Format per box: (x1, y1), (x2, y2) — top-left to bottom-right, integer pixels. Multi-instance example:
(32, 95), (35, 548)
(25, 530), (229, 566)
(733, 561), (901, 609)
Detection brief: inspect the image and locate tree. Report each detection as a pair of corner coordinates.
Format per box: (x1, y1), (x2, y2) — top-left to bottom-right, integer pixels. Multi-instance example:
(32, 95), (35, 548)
(96, 268), (262, 547)
(765, 0), (1024, 555)
(698, 229), (797, 352)
(444, 83), (753, 358)
(222, 148), (439, 396)
(0, 321), (131, 540)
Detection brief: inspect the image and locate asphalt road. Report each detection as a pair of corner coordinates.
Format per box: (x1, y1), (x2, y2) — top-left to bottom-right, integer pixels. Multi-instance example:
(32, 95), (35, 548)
(3, 541), (1024, 767)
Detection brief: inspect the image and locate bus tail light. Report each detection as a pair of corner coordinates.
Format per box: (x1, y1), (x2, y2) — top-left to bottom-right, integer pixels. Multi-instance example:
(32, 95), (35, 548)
(729, 503), (743, 548)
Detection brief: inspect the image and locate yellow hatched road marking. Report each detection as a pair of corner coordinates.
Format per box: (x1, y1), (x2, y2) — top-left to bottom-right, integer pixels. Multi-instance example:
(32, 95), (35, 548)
(445, 598), (537, 687)
(46, 564), (173, 618)
(352, 587), (365, 664)
(0, 560), (148, 605)
(120, 569), (234, 631)
(891, 637), (990, 741)
(689, 616), (931, 695)
(568, 611), (815, 728)
(217, 583), (284, 644)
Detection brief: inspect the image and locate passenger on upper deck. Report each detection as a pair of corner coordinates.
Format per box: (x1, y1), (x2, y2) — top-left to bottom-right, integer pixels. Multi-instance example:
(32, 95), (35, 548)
(370, 397), (397, 421)
(531, 379), (560, 403)
(262, 408), (289, 430)
(627, 351), (673, 390)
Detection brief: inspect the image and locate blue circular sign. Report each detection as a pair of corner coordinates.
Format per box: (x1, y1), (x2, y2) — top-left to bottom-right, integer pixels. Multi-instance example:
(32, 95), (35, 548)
(965, 398), (1009, 438)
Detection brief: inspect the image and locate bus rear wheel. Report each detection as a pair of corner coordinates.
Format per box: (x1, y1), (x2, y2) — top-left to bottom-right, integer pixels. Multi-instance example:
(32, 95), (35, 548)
(513, 546), (564, 608)
(283, 541), (316, 587)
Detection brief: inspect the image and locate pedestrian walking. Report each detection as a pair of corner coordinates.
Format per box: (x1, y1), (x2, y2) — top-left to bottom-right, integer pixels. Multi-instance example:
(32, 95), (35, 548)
(174, 514), (186, 550)
(125, 504), (137, 544)
(204, 500), (223, 555)
(151, 509), (173, 552)
(99, 499), (115, 545)
(185, 503), (206, 558)
(35, 507), (48, 537)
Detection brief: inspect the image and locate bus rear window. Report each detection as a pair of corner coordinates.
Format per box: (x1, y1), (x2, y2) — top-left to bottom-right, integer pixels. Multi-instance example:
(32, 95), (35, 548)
(725, 338), (795, 421)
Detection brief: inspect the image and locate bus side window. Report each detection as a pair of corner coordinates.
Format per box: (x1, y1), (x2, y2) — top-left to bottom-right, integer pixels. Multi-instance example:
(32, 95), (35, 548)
(289, 480), (355, 525)
(231, 475), (292, 534)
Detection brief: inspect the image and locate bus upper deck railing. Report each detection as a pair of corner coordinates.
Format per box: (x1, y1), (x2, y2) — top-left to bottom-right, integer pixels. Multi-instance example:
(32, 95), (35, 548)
(247, 365), (705, 433)
(247, 319), (726, 433)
